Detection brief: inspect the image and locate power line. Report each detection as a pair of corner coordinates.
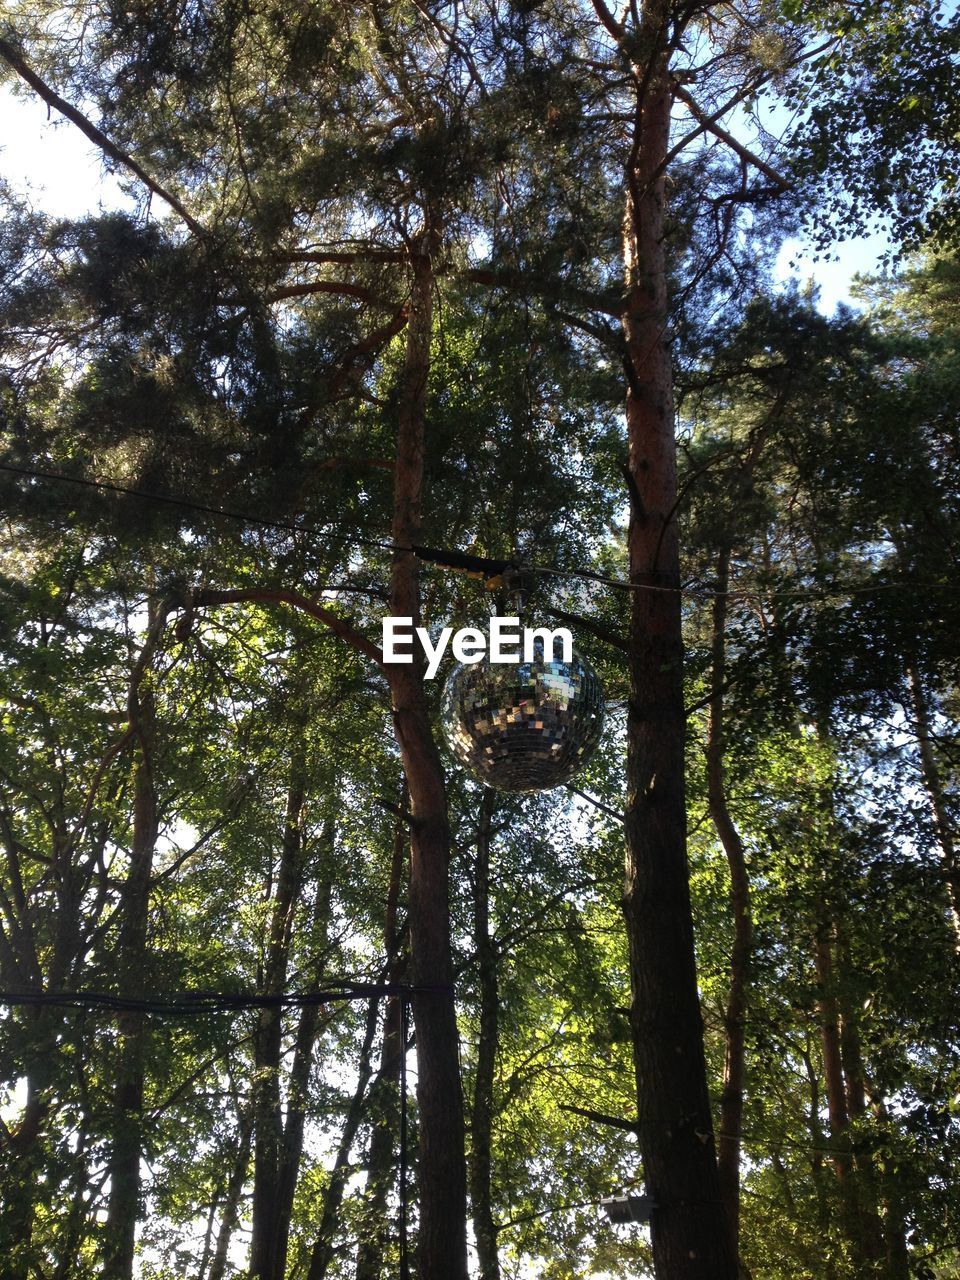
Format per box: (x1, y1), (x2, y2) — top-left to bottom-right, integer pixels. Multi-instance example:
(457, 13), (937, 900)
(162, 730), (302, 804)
(1, 460), (957, 606)
(0, 460), (394, 554)
(0, 982), (451, 1016)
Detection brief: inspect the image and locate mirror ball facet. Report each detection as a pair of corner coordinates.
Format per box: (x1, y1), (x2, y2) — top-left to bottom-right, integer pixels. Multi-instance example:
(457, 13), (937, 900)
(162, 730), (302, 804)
(441, 645), (605, 792)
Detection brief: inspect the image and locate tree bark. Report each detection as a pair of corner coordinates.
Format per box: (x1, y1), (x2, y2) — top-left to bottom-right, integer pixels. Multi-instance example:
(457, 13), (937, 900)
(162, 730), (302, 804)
(470, 790), (501, 1280)
(814, 923), (851, 1177)
(250, 738), (308, 1280)
(814, 920), (884, 1272)
(306, 997), (381, 1280)
(208, 1111), (254, 1280)
(908, 665), (960, 945)
(356, 798), (408, 1280)
(386, 230), (468, 1280)
(104, 603), (167, 1280)
(706, 546), (754, 1269)
(835, 934), (888, 1274)
(272, 818), (335, 1280)
(619, 7), (735, 1276)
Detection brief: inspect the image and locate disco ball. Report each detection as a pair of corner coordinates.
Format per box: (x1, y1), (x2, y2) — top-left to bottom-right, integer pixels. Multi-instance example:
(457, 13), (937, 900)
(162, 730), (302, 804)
(441, 644), (605, 793)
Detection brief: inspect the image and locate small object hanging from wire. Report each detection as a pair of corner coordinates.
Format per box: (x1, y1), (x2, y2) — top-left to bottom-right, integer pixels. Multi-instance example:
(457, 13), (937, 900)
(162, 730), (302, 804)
(441, 566), (604, 793)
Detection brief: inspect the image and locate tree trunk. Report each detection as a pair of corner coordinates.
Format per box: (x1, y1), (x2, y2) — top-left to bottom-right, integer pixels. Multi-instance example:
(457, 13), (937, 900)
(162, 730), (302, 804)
(870, 1096), (912, 1280)
(104, 603), (167, 1280)
(835, 933), (888, 1274)
(356, 798), (408, 1280)
(619, 10), (735, 1277)
(814, 920), (884, 1273)
(814, 923), (851, 1178)
(386, 230), (468, 1280)
(306, 997), (381, 1280)
(272, 817), (335, 1280)
(908, 665), (960, 945)
(470, 790), (500, 1280)
(706, 546), (754, 1269)
(1, 1071), (48, 1280)
(250, 739), (307, 1280)
(207, 1112), (254, 1280)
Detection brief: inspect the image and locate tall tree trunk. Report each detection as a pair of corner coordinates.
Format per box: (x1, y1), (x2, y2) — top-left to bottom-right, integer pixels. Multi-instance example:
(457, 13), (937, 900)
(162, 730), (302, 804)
(250, 738), (307, 1280)
(908, 665), (960, 944)
(1, 1071), (48, 1280)
(207, 1111), (254, 1280)
(356, 797), (408, 1280)
(870, 1096), (912, 1280)
(814, 920), (885, 1273)
(306, 997), (381, 1280)
(470, 790), (500, 1280)
(619, 9), (734, 1276)
(105, 603), (167, 1280)
(801, 1036), (831, 1234)
(814, 922), (852, 1178)
(706, 546), (754, 1269)
(835, 934), (889, 1275)
(386, 229), (468, 1280)
(272, 817), (336, 1279)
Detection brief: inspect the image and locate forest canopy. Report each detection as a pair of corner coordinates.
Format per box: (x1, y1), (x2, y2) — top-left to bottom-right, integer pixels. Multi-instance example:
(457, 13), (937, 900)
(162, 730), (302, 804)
(0, 2), (959, 1280)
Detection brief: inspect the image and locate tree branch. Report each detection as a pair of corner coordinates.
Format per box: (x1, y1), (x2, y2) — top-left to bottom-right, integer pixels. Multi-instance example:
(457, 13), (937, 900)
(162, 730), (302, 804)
(272, 249), (407, 266)
(465, 268), (621, 318)
(0, 34), (207, 238)
(559, 1103), (639, 1132)
(544, 605), (628, 653)
(589, 0), (627, 43)
(322, 304), (410, 403)
(189, 588), (384, 667)
(672, 83), (791, 191)
(266, 281), (399, 309)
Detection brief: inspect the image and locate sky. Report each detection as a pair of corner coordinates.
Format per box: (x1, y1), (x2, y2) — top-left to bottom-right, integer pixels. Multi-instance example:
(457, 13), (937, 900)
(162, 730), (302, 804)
(0, 81), (894, 315)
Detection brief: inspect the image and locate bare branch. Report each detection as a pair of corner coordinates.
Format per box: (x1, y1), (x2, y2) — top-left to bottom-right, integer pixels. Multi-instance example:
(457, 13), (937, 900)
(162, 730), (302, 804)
(466, 268), (621, 318)
(589, 0), (627, 42)
(559, 1102), (639, 1132)
(0, 34), (207, 238)
(189, 587), (384, 667)
(266, 281), (400, 309)
(672, 84), (791, 191)
(272, 250), (407, 266)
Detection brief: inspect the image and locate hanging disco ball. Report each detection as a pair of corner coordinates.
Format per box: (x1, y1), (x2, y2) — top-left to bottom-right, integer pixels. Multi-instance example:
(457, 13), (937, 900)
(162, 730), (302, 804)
(441, 641), (605, 793)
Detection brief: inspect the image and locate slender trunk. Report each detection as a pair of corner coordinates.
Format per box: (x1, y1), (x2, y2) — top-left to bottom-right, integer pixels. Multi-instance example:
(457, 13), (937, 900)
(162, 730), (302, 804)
(105, 604), (167, 1280)
(836, 935), (887, 1273)
(356, 798), (408, 1280)
(272, 822), (335, 1280)
(814, 924), (851, 1177)
(801, 1036), (831, 1233)
(706, 547), (753, 1268)
(208, 1112), (254, 1280)
(814, 920), (881, 1271)
(386, 229), (468, 1280)
(870, 1096), (911, 1280)
(53, 1120), (92, 1280)
(306, 997), (381, 1280)
(0, 1066), (47, 1277)
(250, 742), (307, 1280)
(908, 665), (960, 944)
(470, 791), (500, 1280)
(0, 827), (82, 1271)
(620, 14), (734, 1277)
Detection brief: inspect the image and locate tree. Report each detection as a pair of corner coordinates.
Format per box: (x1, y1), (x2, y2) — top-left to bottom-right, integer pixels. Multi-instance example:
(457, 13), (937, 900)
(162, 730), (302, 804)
(3, 1), (960, 1277)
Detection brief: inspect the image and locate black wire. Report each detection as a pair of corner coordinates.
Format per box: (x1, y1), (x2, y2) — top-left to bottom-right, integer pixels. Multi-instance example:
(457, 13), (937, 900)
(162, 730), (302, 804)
(2, 460), (957, 605)
(0, 983), (452, 1016)
(0, 461), (395, 555)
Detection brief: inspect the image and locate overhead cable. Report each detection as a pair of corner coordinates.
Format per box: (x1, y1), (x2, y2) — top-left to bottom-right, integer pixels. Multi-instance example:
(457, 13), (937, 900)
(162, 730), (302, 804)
(1, 460), (954, 605)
